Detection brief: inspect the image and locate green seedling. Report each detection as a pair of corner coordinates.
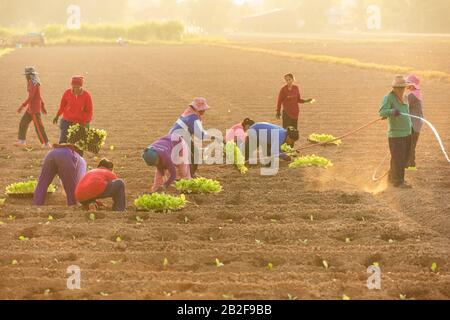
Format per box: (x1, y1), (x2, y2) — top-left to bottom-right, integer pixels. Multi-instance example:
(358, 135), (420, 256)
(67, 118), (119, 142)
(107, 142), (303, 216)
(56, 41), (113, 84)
(431, 262), (438, 273)
(18, 235), (29, 241)
(215, 258), (224, 267)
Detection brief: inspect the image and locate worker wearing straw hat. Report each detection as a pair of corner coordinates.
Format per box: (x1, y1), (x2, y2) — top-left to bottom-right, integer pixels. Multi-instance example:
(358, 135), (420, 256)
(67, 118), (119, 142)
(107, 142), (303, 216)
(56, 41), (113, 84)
(53, 76), (94, 144)
(15, 67), (50, 148)
(379, 75), (413, 188)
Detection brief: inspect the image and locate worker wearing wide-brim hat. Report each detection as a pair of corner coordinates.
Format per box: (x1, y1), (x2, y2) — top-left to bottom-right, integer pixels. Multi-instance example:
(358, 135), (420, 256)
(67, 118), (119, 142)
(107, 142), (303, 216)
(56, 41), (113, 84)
(169, 97), (212, 177)
(15, 66), (50, 148)
(405, 74), (424, 170)
(379, 75), (413, 188)
(53, 76), (94, 144)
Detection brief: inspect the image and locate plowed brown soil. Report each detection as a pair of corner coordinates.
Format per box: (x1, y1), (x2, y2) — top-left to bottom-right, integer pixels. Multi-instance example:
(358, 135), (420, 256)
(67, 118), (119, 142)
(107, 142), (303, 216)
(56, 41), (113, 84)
(0, 44), (449, 300)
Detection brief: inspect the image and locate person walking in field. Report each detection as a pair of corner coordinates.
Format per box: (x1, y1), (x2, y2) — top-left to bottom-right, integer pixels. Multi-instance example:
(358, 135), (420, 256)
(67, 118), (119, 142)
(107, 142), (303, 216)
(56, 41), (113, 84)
(53, 76), (93, 144)
(33, 143), (87, 206)
(75, 158), (126, 212)
(169, 97), (212, 177)
(276, 73), (314, 129)
(245, 122), (299, 163)
(405, 74), (424, 171)
(142, 134), (191, 193)
(226, 118), (255, 146)
(379, 75), (413, 189)
(15, 67), (50, 148)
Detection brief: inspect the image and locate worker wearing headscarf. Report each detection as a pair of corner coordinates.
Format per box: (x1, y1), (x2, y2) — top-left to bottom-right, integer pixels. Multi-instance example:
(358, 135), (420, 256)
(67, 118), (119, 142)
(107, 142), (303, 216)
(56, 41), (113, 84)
(53, 76), (94, 143)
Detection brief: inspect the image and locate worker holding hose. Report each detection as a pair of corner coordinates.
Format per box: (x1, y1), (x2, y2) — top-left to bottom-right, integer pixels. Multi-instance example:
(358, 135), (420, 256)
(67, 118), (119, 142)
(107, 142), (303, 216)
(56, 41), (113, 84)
(379, 75), (413, 189)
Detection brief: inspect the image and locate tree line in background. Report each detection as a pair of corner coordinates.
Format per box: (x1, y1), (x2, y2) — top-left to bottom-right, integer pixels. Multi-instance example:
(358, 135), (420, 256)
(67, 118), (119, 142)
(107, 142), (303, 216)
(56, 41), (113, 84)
(1, 0), (450, 33)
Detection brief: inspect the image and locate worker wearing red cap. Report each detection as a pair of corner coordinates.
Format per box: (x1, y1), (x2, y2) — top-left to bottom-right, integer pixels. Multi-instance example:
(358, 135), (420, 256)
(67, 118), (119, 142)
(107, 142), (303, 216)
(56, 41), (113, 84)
(53, 76), (94, 144)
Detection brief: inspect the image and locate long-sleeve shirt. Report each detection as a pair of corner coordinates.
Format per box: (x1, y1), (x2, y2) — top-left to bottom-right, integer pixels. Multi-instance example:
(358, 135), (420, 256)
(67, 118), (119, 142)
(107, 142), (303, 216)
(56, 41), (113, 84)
(75, 168), (118, 202)
(21, 81), (46, 114)
(169, 113), (209, 140)
(248, 122), (288, 160)
(33, 146), (86, 206)
(277, 85), (304, 119)
(57, 89), (93, 125)
(379, 92), (412, 138)
(149, 135), (189, 190)
(226, 123), (247, 144)
(407, 93), (424, 133)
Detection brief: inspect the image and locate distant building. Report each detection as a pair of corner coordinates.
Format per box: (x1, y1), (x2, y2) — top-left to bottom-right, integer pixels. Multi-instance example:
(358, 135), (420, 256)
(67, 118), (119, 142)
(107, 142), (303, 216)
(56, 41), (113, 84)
(239, 8), (300, 33)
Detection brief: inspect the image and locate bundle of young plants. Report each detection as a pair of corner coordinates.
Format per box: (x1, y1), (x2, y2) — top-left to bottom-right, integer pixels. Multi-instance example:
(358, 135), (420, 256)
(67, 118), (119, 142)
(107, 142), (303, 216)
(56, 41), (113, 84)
(67, 124), (107, 154)
(134, 193), (186, 212)
(308, 133), (342, 146)
(175, 177), (222, 194)
(225, 141), (248, 174)
(281, 143), (298, 157)
(289, 155), (333, 169)
(5, 180), (56, 198)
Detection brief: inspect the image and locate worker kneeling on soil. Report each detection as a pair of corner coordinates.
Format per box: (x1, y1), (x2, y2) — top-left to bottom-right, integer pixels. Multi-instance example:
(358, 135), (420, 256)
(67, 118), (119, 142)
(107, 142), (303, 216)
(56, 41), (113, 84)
(142, 134), (191, 193)
(245, 122), (299, 164)
(75, 159), (126, 212)
(33, 144), (87, 206)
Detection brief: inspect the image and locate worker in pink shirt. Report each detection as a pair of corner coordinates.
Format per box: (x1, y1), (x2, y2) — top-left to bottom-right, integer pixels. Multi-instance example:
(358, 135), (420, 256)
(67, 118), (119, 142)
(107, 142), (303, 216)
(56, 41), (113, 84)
(226, 118), (255, 145)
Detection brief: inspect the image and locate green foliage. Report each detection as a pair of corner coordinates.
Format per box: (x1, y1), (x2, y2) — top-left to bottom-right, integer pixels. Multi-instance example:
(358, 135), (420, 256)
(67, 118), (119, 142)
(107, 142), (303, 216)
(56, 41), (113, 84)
(134, 193), (186, 212)
(309, 133), (342, 146)
(225, 141), (248, 174)
(289, 155), (333, 169)
(67, 124), (107, 154)
(5, 180), (55, 194)
(281, 143), (298, 157)
(175, 177), (222, 194)
(41, 21), (184, 43)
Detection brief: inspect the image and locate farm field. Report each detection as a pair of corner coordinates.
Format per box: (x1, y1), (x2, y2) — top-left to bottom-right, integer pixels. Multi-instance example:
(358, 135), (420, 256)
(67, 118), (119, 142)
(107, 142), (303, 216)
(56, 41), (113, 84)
(0, 43), (449, 300)
(239, 39), (450, 74)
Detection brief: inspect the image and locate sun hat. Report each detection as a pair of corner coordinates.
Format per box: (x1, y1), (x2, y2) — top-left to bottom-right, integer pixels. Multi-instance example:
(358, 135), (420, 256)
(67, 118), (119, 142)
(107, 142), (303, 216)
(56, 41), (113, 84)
(142, 147), (159, 166)
(392, 75), (413, 88)
(190, 97), (210, 112)
(23, 67), (38, 75)
(406, 74), (421, 90)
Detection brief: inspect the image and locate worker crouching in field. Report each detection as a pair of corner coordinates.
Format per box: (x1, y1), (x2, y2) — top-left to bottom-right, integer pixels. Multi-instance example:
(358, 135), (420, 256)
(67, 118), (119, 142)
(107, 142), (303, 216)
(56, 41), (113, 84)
(226, 118), (255, 146)
(169, 97), (212, 177)
(379, 75), (413, 189)
(245, 122), (299, 174)
(143, 134), (191, 193)
(15, 67), (50, 148)
(53, 76), (93, 144)
(405, 74), (424, 171)
(276, 73), (314, 129)
(33, 144), (87, 206)
(75, 158), (126, 212)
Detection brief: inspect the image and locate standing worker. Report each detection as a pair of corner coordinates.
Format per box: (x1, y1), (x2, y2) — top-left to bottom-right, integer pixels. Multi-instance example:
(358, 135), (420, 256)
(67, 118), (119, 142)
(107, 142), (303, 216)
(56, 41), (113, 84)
(276, 73), (314, 129)
(15, 67), (50, 148)
(53, 76), (93, 144)
(405, 74), (424, 171)
(379, 75), (413, 189)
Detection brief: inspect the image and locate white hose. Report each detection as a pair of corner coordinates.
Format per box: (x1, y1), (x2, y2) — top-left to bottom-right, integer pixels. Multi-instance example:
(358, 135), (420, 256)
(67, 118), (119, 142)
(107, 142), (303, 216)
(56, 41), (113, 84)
(372, 152), (390, 182)
(402, 113), (450, 163)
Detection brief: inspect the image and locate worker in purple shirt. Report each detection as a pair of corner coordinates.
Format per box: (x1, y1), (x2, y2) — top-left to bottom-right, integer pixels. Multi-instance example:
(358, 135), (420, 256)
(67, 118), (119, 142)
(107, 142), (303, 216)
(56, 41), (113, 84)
(245, 122), (299, 162)
(142, 134), (191, 193)
(33, 144), (87, 206)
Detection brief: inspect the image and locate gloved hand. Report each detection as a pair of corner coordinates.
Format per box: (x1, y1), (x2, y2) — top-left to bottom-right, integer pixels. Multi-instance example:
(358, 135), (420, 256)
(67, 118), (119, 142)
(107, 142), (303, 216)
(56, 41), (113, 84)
(276, 111), (281, 119)
(53, 115), (59, 125)
(392, 109), (401, 117)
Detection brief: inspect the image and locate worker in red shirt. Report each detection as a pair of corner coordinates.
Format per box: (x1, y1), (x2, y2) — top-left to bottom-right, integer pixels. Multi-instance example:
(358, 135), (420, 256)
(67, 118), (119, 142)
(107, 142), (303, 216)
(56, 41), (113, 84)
(75, 158), (126, 212)
(15, 67), (50, 148)
(276, 73), (314, 129)
(53, 76), (93, 144)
